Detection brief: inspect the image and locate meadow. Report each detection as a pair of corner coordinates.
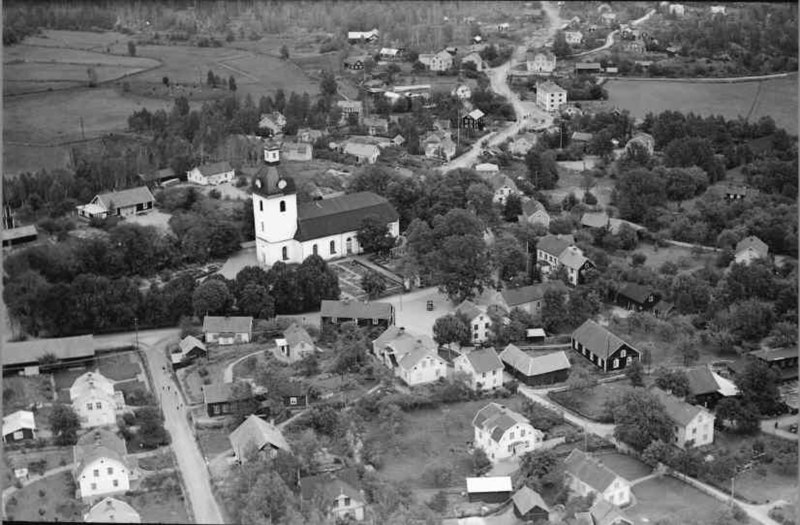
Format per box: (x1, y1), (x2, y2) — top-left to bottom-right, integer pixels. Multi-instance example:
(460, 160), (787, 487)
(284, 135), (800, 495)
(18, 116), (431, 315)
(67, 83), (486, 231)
(605, 74), (799, 135)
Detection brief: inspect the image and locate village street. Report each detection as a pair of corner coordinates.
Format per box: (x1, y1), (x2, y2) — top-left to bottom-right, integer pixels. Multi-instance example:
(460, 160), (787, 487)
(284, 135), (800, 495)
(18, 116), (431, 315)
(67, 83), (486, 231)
(570, 8), (656, 59)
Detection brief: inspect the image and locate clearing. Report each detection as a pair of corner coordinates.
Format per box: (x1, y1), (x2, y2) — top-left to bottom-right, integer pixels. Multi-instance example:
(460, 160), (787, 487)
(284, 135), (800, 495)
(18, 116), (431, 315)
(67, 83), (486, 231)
(621, 242), (717, 274)
(549, 380), (630, 422)
(541, 166), (615, 208)
(2, 375), (54, 410)
(627, 475), (729, 524)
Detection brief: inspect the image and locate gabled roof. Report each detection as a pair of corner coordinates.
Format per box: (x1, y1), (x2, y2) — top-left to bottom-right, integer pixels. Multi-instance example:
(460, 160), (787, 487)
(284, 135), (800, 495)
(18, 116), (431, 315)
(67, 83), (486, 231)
(344, 142), (380, 158)
(344, 55), (369, 64)
(500, 280), (568, 306)
(229, 414), (290, 457)
(84, 497), (141, 523)
(559, 246), (590, 271)
(475, 163), (500, 172)
(296, 190), (398, 241)
(464, 347), (504, 374)
(499, 345), (571, 376)
(472, 402), (534, 443)
(537, 81), (566, 94)
(537, 234), (574, 257)
(735, 236), (768, 257)
(651, 388), (707, 427)
(512, 485), (550, 515)
(203, 382), (252, 405)
(373, 326), (439, 370)
(608, 218), (646, 235)
(571, 320), (633, 359)
(590, 499), (633, 525)
(581, 212), (609, 228)
(466, 476), (513, 493)
(194, 161), (233, 177)
(179, 335), (206, 354)
(521, 199), (547, 217)
(685, 366), (721, 396)
(564, 449), (623, 493)
(300, 468), (363, 503)
(322, 299), (394, 320)
(2, 410), (36, 436)
(617, 282), (654, 304)
(70, 370), (115, 401)
(750, 347), (797, 361)
(95, 186), (155, 210)
(572, 132), (594, 142)
(202, 316), (253, 334)
(284, 323), (313, 347)
(456, 300), (485, 322)
(139, 167), (175, 183)
(337, 100), (363, 111)
(467, 109), (485, 120)
(3, 335), (95, 367)
(489, 173), (518, 193)
(398, 346), (444, 371)
(74, 429), (128, 476)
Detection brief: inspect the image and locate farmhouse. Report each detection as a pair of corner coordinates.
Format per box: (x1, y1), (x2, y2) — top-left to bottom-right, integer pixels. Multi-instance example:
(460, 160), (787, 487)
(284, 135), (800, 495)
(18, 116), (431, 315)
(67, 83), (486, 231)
(322, 299), (395, 328)
(203, 316), (253, 345)
(138, 167), (176, 188)
(748, 347), (798, 381)
(571, 320), (639, 372)
(473, 402), (544, 462)
(423, 133), (457, 161)
(509, 135), (537, 156)
(564, 449), (631, 506)
(73, 429), (133, 501)
(2, 224), (38, 249)
(571, 131), (594, 148)
(722, 184), (757, 201)
(614, 282), (659, 311)
(84, 497), (141, 523)
(281, 142), (313, 162)
(300, 469), (366, 522)
(344, 142), (380, 164)
(487, 173), (520, 205)
(518, 198), (550, 228)
(466, 476), (513, 504)
(171, 335), (207, 367)
(536, 81), (567, 113)
(685, 365), (739, 409)
(651, 388), (715, 448)
(70, 371), (122, 429)
(418, 50), (453, 71)
(297, 128), (326, 143)
(475, 163), (500, 174)
(625, 132), (655, 155)
(734, 235), (768, 265)
(454, 347), (505, 391)
(463, 109), (486, 130)
(456, 300), (492, 344)
(347, 29), (379, 43)
(258, 112), (287, 136)
(3, 334), (95, 376)
(452, 84), (472, 100)
(461, 52), (486, 71)
(511, 486), (550, 523)
(344, 55), (369, 70)
(187, 161), (235, 186)
(495, 280), (568, 322)
(76, 186), (155, 220)
(337, 100), (364, 124)
(229, 414), (290, 463)
(372, 326), (447, 386)
(363, 116), (390, 136)
(580, 211), (610, 230)
(203, 382), (255, 418)
(282, 382), (310, 409)
(276, 323), (316, 362)
(537, 235), (594, 286)
(379, 47), (403, 61)
(574, 62), (602, 75)
(2, 410), (37, 444)
(499, 345), (571, 386)
(564, 31), (584, 44)
(526, 50), (556, 73)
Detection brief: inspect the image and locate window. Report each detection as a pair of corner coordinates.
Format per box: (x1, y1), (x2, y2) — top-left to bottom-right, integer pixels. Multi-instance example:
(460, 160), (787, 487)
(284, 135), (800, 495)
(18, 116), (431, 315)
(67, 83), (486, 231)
(279, 200), (286, 212)
(344, 497), (351, 506)
(87, 403), (93, 411)
(613, 359), (619, 368)
(521, 429), (525, 437)
(112, 479), (119, 487)
(508, 445), (512, 453)
(481, 372), (486, 378)
(493, 370), (497, 376)
(509, 432), (515, 440)
(620, 349), (626, 358)
(107, 467), (113, 475)
(372, 318), (379, 325)
(692, 427), (697, 435)
(484, 323), (489, 329)
(627, 356), (632, 365)
(259, 200), (263, 212)
(93, 469), (99, 477)
(13, 431), (22, 440)
(473, 324), (479, 330)
(96, 402), (102, 409)
(290, 397), (297, 405)
(330, 240), (336, 254)
(313, 244), (318, 256)
(282, 246), (288, 261)
(91, 483), (97, 490)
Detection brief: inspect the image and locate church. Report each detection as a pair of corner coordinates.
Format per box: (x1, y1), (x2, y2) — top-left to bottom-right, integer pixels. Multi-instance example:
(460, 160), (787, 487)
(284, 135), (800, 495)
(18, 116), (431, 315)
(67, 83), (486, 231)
(252, 140), (400, 267)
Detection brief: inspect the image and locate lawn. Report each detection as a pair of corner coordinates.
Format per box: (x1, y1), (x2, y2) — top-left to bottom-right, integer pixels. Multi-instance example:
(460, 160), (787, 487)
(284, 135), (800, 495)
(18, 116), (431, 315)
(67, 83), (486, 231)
(625, 242), (717, 274)
(592, 452), (652, 482)
(2, 143), (72, 178)
(179, 344), (259, 403)
(114, 379), (147, 398)
(3, 471), (83, 523)
(549, 380), (630, 422)
(627, 475), (728, 524)
(121, 489), (191, 524)
(2, 375), (54, 411)
(196, 426), (233, 460)
(6, 447), (74, 474)
(20, 29), (137, 52)
(540, 166), (616, 208)
(138, 449), (175, 471)
(97, 352), (143, 381)
(605, 74), (799, 135)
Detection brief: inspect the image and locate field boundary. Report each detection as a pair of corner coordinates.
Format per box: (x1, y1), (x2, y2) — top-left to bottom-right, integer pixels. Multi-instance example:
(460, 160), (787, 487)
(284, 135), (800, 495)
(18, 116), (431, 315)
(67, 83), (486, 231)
(601, 72), (792, 84)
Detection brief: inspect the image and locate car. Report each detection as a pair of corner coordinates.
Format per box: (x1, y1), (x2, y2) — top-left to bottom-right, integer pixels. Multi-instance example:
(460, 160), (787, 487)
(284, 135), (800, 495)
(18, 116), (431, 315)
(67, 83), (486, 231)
(789, 424), (798, 434)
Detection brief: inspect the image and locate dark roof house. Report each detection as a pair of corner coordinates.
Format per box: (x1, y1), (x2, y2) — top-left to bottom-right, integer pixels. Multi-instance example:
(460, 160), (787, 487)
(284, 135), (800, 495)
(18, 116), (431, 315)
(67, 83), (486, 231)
(571, 320), (639, 372)
(229, 414), (290, 462)
(295, 192), (398, 241)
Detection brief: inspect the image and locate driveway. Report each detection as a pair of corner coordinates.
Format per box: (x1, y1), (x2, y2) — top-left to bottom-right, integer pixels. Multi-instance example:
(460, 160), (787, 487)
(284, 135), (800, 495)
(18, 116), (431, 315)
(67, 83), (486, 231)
(380, 286), (458, 335)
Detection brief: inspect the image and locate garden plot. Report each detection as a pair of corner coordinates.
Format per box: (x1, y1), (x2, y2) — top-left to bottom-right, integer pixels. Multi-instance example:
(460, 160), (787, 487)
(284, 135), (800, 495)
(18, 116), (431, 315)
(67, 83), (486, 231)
(328, 258), (403, 300)
(627, 475), (728, 524)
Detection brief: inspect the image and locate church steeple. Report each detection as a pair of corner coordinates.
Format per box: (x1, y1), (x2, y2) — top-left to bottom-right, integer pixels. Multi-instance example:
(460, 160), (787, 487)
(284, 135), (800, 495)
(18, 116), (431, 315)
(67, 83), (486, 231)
(264, 138), (280, 165)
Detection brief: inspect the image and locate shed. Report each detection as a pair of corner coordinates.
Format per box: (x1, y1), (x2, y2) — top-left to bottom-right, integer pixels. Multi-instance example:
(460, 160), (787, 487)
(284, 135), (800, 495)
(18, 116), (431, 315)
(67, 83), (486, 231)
(466, 476), (513, 503)
(512, 485), (550, 522)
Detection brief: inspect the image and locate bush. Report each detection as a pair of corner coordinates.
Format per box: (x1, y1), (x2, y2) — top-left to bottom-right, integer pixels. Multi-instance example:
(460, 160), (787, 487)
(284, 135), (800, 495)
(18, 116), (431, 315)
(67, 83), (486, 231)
(126, 388), (155, 406)
(583, 191), (598, 205)
(29, 459), (47, 476)
(631, 252), (647, 266)
(38, 488), (46, 498)
(422, 462), (454, 488)
(209, 189), (222, 199)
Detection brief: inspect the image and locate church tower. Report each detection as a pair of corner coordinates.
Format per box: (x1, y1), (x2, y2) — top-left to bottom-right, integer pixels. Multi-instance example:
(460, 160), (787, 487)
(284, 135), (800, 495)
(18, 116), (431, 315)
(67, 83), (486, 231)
(252, 139), (298, 266)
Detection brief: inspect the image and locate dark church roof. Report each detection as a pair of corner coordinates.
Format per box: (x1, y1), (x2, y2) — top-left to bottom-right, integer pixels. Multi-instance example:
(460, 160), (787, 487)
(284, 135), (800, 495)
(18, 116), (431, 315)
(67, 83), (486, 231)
(251, 164), (296, 198)
(294, 192), (398, 242)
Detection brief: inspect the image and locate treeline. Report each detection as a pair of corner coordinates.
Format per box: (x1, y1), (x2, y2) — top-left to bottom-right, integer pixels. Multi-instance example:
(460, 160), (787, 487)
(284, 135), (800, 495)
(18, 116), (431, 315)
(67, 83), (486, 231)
(2, 3), (116, 45)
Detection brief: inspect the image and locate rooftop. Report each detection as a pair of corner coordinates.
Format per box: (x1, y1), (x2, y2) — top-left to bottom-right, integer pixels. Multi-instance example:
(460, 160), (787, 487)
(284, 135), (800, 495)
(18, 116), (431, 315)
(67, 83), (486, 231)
(572, 320), (632, 358)
(472, 402), (534, 443)
(229, 415), (291, 458)
(464, 347), (504, 374)
(500, 280), (568, 306)
(321, 299), (394, 320)
(84, 497), (141, 524)
(564, 449), (622, 493)
(95, 186), (155, 211)
(74, 429), (128, 476)
(466, 476), (513, 493)
(3, 335), (95, 368)
(651, 387), (707, 427)
(499, 345), (571, 376)
(202, 316), (253, 334)
(512, 485), (550, 515)
(295, 191), (398, 241)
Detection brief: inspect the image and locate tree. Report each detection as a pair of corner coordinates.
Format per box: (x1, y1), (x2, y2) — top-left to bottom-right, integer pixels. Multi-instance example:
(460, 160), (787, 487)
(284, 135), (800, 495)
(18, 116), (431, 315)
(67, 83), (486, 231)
(127, 41), (136, 56)
(541, 288), (568, 333)
(735, 359), (782, 416)
(320, 70), (337, 98)
(192, 279), (233, 316)
(471, 448), (492, 476)
(280, 44), (289, 60)
(516, 449), (565, 496)
(552, 31), (571, 58)
(162, 76), (170, 86)
(503, 194), (523, 223)
(237, 283), (275, 318)
(606, 387), (673, 451)
(567, 287), (601, 328)
(137, 407), (170, 448)
(626, 360), (645, 387)
(361, 272), (386, 299)
(492, 234), (527, 281)
(433, 314), (471, 346)
(228, 75), (237, 92)
(356, 215), (396, 256)
(613, 168), (666, 224)
(525, 148), (559, 189)
(207, 70), (217, 87)
(654, 367), (691, 397)
(677, 336), (699, 366)
(49, 404), (80, 446)
(87, 67), (98, 87)
(715, 398), (759, 433)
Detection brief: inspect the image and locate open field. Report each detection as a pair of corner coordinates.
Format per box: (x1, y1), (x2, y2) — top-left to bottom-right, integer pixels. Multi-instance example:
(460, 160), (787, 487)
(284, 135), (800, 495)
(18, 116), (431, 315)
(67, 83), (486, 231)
(4, 44), (159, 67)
(628, 475), (726, 524)
(196, 425), (233, 459)
(549, 380), (629, 422)
(20, 29), (135, 51)
(622, 242), (716, 274)
(2, 143), (72, 176)
(541, 167), (615, 208)
(3, 471), (82, 522)
(593, 452), (651, 482)
(605, 74), (799, 135)
(5, 448), (74, 474)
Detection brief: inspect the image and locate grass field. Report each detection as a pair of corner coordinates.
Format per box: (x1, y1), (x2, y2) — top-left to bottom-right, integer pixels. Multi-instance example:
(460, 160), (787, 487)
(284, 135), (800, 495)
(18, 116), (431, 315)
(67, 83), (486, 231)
(605, 74), (799, 135)
(3, 471), (82, 522)
(549, 380), (629, 422)
(97, 352), (143, 381)
(623, 242), (716, 274)
(196, 426), (233, 459)
(628, 475), (726, 524)
(2, 143), (73, 177)
(121, 489), (191, 524)
(2, 375), (54, 410)
(20, 29), (134, 51)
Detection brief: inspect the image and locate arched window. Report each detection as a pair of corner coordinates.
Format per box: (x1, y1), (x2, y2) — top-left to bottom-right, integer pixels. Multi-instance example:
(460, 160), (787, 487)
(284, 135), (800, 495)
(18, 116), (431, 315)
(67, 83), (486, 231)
(259, 200), (263, 212)
(282, 246), (288, 260)
(280, 200), (286, 212)
(330, 240), (336, 254)
(312, 244), (318, 256)
(346, 237), (353, 255)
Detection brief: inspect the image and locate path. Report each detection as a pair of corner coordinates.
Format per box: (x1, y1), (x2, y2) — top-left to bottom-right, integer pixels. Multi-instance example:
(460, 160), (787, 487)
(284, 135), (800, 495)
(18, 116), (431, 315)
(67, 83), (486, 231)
(570, 8), (655, 59)
(759, 415), (799, 441)
(141, 335), (225, 524)
(223, 349), (265, 383)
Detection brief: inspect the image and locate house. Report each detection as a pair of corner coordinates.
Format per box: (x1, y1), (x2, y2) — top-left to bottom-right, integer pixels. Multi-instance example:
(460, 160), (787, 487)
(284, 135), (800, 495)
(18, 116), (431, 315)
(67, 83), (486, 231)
(203, 316), (253, 345)
(391, 84), (432, 100)
(84, 497), (141, 523)
(581, 211), (609, 230)
(572, 131), (594, 146)
(276, 323), (316, 362)
(722, 184), (756, 201)
(321, 299), (395, 328)
(608, 218), (647, 236)
(526, 50), (556, 73)
(2, 410), (37, 444)
(3, 334), (95, 377)
(600, 12), (617, 24)
(499, 345), (571, 386)
(379, 47), (403, 61)
(582, 499), (634, 525)
(512, 486), (550, 523)
(300, 468), (366, 522)
(571, 320), (640, 372)
(2, 223), (38, 249)
(536, 234), (574, 267)
(574, 62), (603, 75)
(73, 429), (133, 501)
(685, 365), (739, 409)
(391, 134), (405, 147)
(187, 161), (235, 186)
(70, 371), (121, 429)
(668, 3), (685, 16)
(343, 55), (369, 70)
(487, 173), (520, 205)
(138, 167), (176, 188)
(282, 382), (310, 409)
(297, 128), (326, 144)
(372, 326), (447, 386)
(498, 22), (511, 32)
(653, 300), (675, 319)
(454, 347), (505, 391)
(344, 142), (380, 164)
(203, 382), (254, 418)
(475, 163), (500, 174)
(229, 414), (290, 462)
(456, 300), (492, 344)
(424, 134), (457, 161)
(496, 280), (568, 321)
(76, 186), (155, 220)
(564, 31), (584, 44)
(536, 81), (567, 113)
(517, 199), (550, 228)
(555, 245), (594, 286)
(625, 132), (655, 155)
(461, 52), (486, 71)
(651, 388), (715, 448)
(418, 50), (453, 71)
(452, 84), (472, 100)
(734, 236), (768, 265)
(363, 116), (389, 136)
(623, 40), (646, 54)
(749, 347), (799, 381)
(466, 476), (513, 503)
(710, 5), (726, 15)
(463, 109), (486, 130)
(258, 112), (287, 136)
(564, 449), (631, 506)
(347, 29), (379, 43)
(281, 142), (313, 162)
(337, 100), (364, 124)
(510, 135), (537, 156)
(170, 335), (207, 368)
(472, 403), (544, 462)
(614, 282), (659, 311)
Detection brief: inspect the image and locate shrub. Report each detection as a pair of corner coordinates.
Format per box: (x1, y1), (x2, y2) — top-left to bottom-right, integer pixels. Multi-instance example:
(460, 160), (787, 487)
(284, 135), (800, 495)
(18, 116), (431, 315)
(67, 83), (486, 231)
(583, 191), (598, 205)
(422, 463), (454, 488)
(38, 488), (46, 498)
(428, 491), (449, 513)
(29, 459), (47, 476)
(209, 189), (222, 199)
(660, 261), (678, 275)
(7, 496), (17, 507)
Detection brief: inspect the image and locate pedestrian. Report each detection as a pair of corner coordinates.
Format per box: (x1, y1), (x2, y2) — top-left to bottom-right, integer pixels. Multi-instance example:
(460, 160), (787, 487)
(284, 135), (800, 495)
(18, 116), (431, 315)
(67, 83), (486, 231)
(775, 421), (779, 429)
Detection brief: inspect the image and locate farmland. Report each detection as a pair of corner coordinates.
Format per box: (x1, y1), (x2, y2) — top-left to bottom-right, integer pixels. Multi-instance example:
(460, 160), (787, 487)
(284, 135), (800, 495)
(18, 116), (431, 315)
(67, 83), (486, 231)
(605, 74), (799, 135)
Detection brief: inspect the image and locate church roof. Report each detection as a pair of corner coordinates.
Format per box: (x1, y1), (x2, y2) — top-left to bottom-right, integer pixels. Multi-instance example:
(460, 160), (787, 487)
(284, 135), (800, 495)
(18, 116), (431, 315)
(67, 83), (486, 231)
(251, 165), (296, 197)
(295, 191), (398, 242)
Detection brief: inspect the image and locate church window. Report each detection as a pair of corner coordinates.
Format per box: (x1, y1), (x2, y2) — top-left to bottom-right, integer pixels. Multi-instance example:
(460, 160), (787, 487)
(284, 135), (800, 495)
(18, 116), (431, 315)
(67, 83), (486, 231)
(282, 247), (288, 261)
(313, 244), (318, 256)
(280, 201), (286, 212)
(330, 240), (336, 254)
(259, 200), (263, 212)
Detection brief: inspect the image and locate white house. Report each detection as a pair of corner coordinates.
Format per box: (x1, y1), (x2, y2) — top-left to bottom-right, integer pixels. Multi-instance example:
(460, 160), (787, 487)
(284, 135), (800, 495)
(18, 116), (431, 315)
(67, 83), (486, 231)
(472, 403), (544, 462)
(710, 5), (726, 15)
(73, 429), (133, 501)
(203, 316), (253, 345)
(454, 347), (505, 391)
(84, 497), (141, 523)
(372, 326), (447, 386)
(452, 84), (472, 100)
(337, 100), (364, 124)
(456, 300), (491, 344)
(495, 280), (568, 322)
(276, 323), (316, 362)
(537, 234), (594, 286)
(419, 50), (453, 71)
(487, 173), (520, 205)
(564, 449), (632, 506)
(347, 29), (379, 43)
(564, 31), (584, 44)
(253, 141), (399, 267)
(300, 469), (366, 522)
(652, 388), (715, 449)
(734, 236), (768, 266)
(76, 187), (155, 220)
(187, 161), (235, 186)
(281, 142), (313, 162)
(475, 163), (500, 174)
(343, 142), (380, 164)
(379, 47), (403, 61)
(668, 3), (686, 16)
(536, 81), (567, 113)
(258, 112), (287, 136)
(70, 371), (121, 429)
(519, 198), (550, 228)
(526, 50), (557, 73)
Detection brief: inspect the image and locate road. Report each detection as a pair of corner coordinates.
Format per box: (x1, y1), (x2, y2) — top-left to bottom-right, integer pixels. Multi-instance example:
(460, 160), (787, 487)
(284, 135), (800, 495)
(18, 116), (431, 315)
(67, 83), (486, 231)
(141, 335), (225, 525)
(570, 8), (656, 59)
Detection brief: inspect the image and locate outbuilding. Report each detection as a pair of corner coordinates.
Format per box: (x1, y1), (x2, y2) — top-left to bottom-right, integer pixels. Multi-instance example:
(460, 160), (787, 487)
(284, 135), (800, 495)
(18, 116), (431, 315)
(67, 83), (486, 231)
(466, 476), (513, 503)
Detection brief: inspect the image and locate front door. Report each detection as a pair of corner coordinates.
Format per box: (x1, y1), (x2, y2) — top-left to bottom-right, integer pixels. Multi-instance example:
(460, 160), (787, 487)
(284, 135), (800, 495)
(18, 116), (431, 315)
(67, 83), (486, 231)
(346, 237), (353, 255)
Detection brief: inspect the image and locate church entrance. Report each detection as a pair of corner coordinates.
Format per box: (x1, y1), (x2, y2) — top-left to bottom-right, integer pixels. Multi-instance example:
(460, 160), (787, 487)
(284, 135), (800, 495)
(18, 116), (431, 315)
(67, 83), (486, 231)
(346, 237), (353, 255)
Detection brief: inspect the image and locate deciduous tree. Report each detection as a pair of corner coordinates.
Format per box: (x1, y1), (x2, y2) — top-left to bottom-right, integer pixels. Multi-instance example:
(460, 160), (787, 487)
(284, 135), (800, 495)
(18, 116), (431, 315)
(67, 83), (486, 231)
(192, 279), (233, 316)
(49, 404), (81, 446)
(433, 314), (471, 346)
